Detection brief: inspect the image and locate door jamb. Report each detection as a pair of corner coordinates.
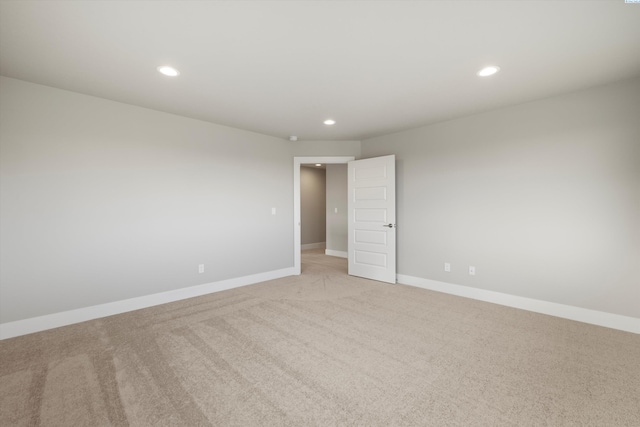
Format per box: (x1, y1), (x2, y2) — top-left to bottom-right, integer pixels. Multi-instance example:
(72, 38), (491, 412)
(293, 156), (355, 274)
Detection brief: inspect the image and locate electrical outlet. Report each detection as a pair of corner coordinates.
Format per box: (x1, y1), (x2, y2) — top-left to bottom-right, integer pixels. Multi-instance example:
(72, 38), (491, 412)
(469, 266), (476, 276)
(198, 264), (205, 274)
(444, 262), (451, 272)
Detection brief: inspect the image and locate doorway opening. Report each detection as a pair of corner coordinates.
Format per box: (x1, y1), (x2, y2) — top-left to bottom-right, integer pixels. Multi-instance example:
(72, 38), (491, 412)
(300, 164), (327, 252)
(293, 156), (354, 274)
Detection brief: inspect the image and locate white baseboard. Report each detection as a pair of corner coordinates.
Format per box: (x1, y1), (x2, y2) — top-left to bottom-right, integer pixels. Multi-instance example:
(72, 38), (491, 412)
(0, 267), (296, 340)
(301, 242), (325, 250)
(325, 249), (347, 258)
(396, 274), (640, 335)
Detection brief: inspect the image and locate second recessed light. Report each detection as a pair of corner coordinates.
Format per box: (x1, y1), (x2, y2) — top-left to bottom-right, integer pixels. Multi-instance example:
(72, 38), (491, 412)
(157, 65), (180, 77)
(324, 119), (336, 125)
(477, 66), (500, 77)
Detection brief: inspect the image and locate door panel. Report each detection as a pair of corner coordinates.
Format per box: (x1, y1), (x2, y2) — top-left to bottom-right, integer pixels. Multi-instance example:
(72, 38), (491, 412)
(354, 229), (387, 245)
(354, 209), (387, 222)
(348, 155), (396, 283)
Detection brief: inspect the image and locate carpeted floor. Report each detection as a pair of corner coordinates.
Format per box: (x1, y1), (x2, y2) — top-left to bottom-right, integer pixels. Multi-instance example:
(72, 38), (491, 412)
(1, 249), (639, 426)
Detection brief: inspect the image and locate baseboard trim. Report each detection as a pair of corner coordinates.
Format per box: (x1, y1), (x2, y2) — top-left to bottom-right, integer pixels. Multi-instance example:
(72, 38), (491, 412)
(0, 267), (296, 340)
(396, 274), (640, 335)
(301, 242), (325, 250)
(325, 249), (347, 258)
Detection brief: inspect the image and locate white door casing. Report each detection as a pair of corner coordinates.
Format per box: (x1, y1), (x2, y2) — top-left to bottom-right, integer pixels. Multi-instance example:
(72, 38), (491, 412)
(348, 155), (396, 283)
(293, 156), (355, 275)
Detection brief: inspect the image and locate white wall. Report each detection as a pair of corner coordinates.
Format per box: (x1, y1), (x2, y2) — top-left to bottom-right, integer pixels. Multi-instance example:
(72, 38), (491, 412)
(362, 76), (640, 319)
(326, 164), (348, 253)
(0, 77), (296, 324)
(300, 166), (326, 246)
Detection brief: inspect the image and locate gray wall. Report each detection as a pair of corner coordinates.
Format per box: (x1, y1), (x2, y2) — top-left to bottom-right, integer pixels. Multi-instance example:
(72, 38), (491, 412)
(291, 140), (361, 158)
(326, 164), (348, 253)
(0, 77), (297, 323)
(362, 76), (640, 318)
(300, 166), (326, 245)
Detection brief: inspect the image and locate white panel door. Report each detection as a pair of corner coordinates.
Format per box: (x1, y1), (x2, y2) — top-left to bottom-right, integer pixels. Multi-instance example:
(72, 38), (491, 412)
(348, 155), (396, 283)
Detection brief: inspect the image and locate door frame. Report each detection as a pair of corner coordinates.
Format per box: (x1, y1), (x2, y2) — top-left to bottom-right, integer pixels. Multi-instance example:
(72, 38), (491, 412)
(293, 156), (355, 275)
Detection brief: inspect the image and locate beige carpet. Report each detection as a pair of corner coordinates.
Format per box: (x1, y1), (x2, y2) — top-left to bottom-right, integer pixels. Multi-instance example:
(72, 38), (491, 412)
(1, 249), (639, 426)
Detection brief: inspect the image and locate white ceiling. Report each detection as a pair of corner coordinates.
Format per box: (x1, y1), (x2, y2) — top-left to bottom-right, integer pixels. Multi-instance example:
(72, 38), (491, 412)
(1, 1), (639, 141)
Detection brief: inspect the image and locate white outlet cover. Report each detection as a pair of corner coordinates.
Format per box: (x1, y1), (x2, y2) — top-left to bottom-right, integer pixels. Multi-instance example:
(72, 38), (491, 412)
(469, 266), (476, 276)
(444, 262), (451, 272)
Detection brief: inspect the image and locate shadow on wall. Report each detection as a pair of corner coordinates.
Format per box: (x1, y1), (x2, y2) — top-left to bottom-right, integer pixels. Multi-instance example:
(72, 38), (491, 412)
(300, 166), (326, 249)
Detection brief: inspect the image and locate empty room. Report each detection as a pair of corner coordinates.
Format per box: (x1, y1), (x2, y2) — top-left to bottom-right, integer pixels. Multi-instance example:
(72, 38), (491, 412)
(1, 1), (639, 426)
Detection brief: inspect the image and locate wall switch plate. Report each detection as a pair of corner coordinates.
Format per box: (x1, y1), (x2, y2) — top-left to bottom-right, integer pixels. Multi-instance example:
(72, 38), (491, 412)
(271, 207), (276, 215)
(469, 266), (476, 276)
(198, 264), (205, 274)
(334, 208), (338, 213)
(444, 262), (451, 272)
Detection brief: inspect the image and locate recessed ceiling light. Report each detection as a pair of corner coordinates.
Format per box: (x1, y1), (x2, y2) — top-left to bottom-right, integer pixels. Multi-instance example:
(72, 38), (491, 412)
(477, 66), (500, 77)
(315, 164), (322, 167)
(157, 66), (180, 77)
(324, 119), (336, 125)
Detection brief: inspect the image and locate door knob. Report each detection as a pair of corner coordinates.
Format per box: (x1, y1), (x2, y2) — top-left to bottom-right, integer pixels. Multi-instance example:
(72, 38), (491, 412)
(383, 224), (395, 228)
